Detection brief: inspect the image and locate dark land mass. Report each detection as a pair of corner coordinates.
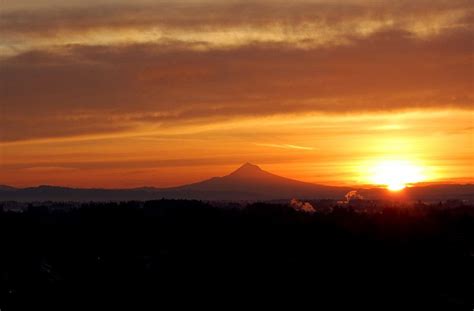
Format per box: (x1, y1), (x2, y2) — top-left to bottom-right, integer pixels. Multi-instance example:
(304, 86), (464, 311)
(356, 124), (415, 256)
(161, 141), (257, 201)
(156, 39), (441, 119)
(1, 199), (473, 310)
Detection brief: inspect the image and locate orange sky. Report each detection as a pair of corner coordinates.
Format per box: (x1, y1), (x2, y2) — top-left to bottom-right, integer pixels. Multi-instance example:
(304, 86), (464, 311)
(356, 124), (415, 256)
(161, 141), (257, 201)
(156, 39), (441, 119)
(0, 0), (473, 188)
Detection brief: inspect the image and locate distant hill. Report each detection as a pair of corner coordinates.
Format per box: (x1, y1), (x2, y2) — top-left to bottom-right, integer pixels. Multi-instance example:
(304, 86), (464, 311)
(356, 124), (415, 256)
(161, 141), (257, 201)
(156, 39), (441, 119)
(0, 185), (17, 191)
(0, 163), (472, 202)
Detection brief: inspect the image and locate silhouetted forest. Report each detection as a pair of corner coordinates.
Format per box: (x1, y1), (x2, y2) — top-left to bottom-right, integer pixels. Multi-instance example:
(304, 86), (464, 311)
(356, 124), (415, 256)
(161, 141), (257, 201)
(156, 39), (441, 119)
(1, 200), (473, 310)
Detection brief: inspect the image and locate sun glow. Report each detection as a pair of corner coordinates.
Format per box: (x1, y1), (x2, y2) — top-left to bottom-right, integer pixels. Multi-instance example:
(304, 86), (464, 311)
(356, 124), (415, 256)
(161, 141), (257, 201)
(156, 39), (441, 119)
(369, 160), (426, 191)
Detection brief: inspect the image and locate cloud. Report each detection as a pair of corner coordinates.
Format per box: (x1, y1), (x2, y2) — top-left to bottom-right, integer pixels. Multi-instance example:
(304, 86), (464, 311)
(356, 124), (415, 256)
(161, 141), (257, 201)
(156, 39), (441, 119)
(22, 166), (78, 172)
(2, 156), (254, 171)
(1, 0), (472, 54)
(0, 1), (472, 142)
(256, 143), (315, 151)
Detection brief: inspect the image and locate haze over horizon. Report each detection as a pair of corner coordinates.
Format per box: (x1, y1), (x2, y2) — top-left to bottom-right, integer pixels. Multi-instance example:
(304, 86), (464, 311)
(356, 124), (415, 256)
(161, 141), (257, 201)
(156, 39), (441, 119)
(2, 162), (473, 203)
(1, 162), (472, 190)
(1, 0), (473, 188)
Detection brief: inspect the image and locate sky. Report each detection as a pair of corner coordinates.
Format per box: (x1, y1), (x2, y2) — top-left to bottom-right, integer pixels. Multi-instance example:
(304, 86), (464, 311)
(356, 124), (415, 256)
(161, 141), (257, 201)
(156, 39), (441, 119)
(0, 0), (473, 188)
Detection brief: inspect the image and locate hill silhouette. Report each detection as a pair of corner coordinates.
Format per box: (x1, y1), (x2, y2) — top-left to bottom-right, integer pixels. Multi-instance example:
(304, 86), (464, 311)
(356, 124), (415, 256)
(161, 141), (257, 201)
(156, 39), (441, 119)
(169, 163), (350, 200)
(0, 163), (472, 202)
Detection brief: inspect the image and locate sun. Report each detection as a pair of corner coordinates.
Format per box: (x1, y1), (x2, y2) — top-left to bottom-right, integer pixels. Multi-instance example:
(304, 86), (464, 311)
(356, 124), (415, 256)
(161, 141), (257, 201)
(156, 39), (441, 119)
(369, 160), (425, 191)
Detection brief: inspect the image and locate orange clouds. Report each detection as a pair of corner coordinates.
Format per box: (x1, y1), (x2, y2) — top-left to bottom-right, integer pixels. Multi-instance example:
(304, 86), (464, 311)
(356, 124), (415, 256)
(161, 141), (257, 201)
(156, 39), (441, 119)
(1, 27), (472, 142)
(0, 25), (473, 141)
(1, 0), (472, 51)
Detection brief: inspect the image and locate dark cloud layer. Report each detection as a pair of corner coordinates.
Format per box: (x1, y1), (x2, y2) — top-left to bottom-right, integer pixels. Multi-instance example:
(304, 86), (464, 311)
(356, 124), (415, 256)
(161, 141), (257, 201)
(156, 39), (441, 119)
(1, 0), (472, 36)
(0, 1), (473, 142)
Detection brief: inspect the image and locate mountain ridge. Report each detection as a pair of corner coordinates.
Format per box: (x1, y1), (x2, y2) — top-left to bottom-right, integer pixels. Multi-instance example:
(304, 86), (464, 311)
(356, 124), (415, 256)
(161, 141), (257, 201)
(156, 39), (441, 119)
(0, 163), (473, 202)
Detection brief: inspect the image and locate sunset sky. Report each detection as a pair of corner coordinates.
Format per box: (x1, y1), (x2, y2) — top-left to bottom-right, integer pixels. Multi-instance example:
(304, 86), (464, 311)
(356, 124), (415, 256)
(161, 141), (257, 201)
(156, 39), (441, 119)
(1, 0), (473, 188)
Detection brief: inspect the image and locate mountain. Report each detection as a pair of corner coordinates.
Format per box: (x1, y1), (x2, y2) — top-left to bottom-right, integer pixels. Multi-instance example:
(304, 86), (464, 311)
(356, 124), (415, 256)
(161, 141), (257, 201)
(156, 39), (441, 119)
(0, 163), (350, 201)
(166, 163), (350, 200)
(0, 163), (472, 202)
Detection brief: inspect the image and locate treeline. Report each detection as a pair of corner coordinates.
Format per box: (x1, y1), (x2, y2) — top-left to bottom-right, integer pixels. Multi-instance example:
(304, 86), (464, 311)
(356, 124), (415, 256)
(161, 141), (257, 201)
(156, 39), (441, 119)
(1, 200), (473, 310)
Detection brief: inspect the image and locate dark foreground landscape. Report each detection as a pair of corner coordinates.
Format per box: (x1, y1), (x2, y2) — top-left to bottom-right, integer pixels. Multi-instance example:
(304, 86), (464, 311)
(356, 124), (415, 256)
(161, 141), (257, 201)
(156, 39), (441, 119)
(1, 200), (473, 310)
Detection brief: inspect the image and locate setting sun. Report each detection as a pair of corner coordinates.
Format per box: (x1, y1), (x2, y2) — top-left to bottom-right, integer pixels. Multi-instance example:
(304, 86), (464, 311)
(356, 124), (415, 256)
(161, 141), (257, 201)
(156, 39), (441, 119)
(369, 160), (426, 191)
